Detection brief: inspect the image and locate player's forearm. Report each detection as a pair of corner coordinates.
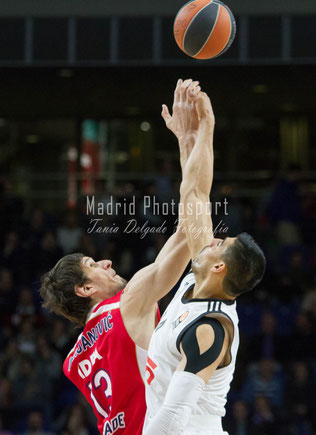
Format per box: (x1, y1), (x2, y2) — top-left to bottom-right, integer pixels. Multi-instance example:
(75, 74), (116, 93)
(154, 134), (194, 264)
(143, 371), (204, 435)
(178, 118), (214, 259)
(154, 222), (188, 264)
(178, 134), (196, 175)
(180, 118), (214, 199)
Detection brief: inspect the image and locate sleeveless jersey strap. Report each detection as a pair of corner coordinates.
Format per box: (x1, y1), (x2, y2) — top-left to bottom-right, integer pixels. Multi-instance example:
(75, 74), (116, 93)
(181, 317), (225, 374)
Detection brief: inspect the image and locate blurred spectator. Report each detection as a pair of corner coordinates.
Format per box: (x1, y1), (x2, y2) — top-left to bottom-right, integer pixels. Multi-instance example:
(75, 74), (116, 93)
(2, 341), (22, 382)
(285, 361), (316, 432)
(276, 273), (302, 302)
(22, 410), (54, 435)
(267, 164), (303, 246)
(63, 403), (92, 435)
(215, 184), (243, 236)
(77, 234), (97, 260)
(248, 311), (285, 362)
(287, 249), (308, 284)
(0, 231), (31, 284)
(242, 359), (284, 408)
(224, 400), (254, 435)
(12, 287), (37, 327)
(0, 268), (18, 325)
(0, 414), (13, 435)
(36, 335), (62, 381)
(0, 177), (24, 238)
(301, 283), (316, 321)
(11, 356), (52, 416)
(0, 377), (11, 409)
(16, 318), (37, 355)
(49, 318), (73, 359)
(277, 247), (310, 297)
(33, 232), (63, 279)
(57, 212), (82, 254)
(285, 311), (316, 362)
(251, 394), (279, 434)
(24, 209), (47, 249)
(1, 231), (19, 262)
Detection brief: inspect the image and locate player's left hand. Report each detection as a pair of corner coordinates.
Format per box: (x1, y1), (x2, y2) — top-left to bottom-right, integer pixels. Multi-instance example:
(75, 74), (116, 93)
(193, 91), (215, 127)
(161, 78), (201, 142)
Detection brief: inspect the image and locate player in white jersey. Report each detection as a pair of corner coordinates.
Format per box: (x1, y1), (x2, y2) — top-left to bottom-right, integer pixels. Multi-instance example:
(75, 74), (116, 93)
(143, 85), (266, 434)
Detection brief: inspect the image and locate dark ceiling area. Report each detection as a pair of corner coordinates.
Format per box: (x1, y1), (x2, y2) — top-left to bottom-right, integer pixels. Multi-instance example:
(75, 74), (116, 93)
(0, 64), (315, 119)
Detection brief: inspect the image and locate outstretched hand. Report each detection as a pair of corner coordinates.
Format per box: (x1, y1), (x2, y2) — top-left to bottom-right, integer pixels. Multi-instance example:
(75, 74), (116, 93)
(161, 78), (201, 141)
(193, 91), (215, 127)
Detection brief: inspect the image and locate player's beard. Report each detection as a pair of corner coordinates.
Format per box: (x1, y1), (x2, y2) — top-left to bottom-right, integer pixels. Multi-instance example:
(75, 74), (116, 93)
(114, 275), (127, 292)
(118, 276), (127, 289)
(191, 256), (208, 281)
(191, 256), (201, 276)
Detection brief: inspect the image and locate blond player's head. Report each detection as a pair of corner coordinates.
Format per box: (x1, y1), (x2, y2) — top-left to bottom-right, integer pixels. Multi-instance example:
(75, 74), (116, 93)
(192, 233), (266, 297)
(40, 253), (126, 326)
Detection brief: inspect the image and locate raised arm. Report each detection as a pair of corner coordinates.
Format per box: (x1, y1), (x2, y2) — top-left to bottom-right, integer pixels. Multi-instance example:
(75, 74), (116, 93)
(122, 80), (200, 315)
(179, 91), (216, 260)
(154, 78), (200, 264)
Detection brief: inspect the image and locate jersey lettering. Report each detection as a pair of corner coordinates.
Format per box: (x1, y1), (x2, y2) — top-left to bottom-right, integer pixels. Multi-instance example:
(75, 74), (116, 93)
(145, 357), (157, 386)
(68, 313), (113, 371)
(103, 412), (125, 434)
(78, 348), (103, 379)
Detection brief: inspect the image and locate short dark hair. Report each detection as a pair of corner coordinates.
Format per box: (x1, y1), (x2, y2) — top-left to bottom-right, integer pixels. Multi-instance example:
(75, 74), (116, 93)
(40, 253), (91, 327)
(221, 233), (266, 297)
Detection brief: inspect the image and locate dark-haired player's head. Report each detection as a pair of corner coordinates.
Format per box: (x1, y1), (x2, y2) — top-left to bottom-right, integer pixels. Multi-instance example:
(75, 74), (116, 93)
(192, 233), (266, 298)
(40, 253), (126, 326)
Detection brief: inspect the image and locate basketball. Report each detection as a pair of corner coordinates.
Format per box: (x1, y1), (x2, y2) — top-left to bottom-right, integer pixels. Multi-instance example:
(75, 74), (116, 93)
(174, 0), (236, 59)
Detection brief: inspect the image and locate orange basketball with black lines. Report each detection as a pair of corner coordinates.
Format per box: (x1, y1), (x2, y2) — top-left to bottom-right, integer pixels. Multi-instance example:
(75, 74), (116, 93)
(174, 0), (236, 59)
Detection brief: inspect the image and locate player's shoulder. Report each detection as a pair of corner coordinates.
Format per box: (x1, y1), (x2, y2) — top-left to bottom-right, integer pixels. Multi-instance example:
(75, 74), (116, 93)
(178, 315), (229, 352)
(192, 321), (216, 348)
(86, 290), (123, 322)
(184, 316), (226, 340)
(179, 316), (229, 378)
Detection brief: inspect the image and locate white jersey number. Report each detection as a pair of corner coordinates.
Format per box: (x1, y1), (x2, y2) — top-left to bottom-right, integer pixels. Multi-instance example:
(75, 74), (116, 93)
(87, 369), (112, 418)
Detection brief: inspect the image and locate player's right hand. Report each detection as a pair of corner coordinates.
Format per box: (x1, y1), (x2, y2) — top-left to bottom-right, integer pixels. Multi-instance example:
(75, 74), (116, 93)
(161, 78), (201, 141)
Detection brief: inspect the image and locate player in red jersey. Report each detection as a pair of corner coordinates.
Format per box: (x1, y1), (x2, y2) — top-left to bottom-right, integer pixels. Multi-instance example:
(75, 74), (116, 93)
(40, 79), (202, 435)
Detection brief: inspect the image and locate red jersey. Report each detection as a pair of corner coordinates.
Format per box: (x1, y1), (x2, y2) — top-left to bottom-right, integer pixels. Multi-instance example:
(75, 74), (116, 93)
(63, 290), (147, 435)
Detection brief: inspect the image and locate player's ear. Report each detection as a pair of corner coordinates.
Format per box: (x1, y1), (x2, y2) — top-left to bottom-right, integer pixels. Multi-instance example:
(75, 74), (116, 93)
(210, 261), (226, 274)
(75, 284), (95, 298)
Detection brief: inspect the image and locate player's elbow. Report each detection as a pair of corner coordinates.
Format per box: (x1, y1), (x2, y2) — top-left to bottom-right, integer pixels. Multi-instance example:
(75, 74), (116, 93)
(180, 182), (209, 204)
(180, 181), (199, 199)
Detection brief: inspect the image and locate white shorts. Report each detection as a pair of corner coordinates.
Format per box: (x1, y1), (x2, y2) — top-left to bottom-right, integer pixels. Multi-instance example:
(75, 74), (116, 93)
(180, 432), (228, 435)
(180, 415), (228, 435)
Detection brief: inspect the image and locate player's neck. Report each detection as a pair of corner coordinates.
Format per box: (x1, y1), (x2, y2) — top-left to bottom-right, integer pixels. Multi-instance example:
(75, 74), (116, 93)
(191, 281), (235, 301)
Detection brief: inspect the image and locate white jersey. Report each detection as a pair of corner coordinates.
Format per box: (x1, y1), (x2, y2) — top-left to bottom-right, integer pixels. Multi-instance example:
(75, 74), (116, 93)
(144, 271), (239, 431)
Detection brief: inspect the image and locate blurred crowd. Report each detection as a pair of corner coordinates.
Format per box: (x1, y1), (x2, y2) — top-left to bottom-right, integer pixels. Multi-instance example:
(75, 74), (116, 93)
(1, 165), (316, 434)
